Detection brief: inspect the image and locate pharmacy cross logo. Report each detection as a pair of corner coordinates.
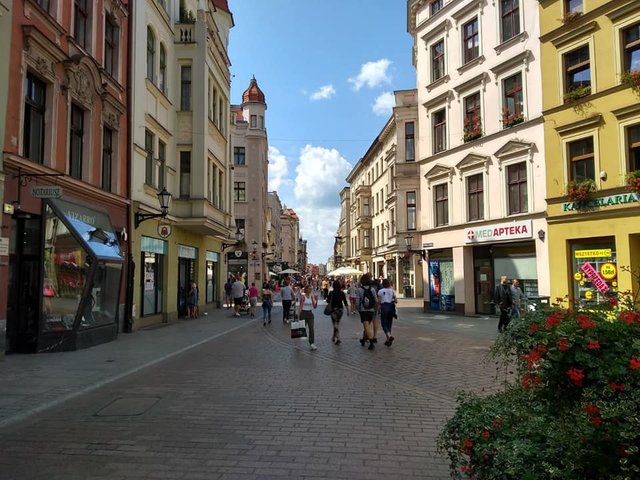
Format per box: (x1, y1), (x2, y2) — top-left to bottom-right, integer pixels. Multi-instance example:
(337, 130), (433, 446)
(467, 230), (475, 241)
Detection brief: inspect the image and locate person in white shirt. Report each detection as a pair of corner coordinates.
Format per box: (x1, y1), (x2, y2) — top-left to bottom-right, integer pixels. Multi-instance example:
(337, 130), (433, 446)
(297, 284), (318, 350)
(231, 275), (246, 317)
(280, 279), (294, 323)
(377, 278), (398, 346)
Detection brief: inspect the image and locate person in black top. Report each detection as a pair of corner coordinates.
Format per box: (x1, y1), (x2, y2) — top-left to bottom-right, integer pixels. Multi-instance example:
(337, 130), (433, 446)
(327, 280), (349, 344)
(493, 275), (513, 332)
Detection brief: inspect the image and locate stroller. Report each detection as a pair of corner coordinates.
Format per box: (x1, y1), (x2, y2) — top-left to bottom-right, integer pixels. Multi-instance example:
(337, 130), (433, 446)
(287, 296), (298, 322)
(237, 293), (251, 316)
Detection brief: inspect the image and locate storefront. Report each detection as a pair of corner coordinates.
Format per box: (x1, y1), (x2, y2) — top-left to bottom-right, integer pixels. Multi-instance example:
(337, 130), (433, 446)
(428, 249), (455, 311)
(140, 236), (167, 319)
(205, 251), (220, 305)
(6, 197), (124, 353)
(177, 245), (198, 317)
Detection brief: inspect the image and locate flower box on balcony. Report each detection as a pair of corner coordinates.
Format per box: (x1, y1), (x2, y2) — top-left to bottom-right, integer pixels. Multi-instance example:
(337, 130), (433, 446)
(567, 178), (596, 204)
(463, 115), (483, 142)
(501, 109), (524, 129)
(626, 170), (640, 197)
(563, 85), (591, 104)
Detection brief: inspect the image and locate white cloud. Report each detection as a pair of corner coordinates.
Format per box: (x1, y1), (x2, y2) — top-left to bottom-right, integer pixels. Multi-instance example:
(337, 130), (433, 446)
(348, 59), (392, 91)
(268, 146), (289, 191)
(310, 84), (336, 101)
(372, 91), (395, 116)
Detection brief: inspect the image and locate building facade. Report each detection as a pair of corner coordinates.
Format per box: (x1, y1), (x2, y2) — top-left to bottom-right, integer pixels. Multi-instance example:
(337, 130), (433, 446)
(131, 0), (235, 328)
(3, 0), (130, 351)
(280, 207), (299, 270)
(408, 0), (549, 314)
(540, 0), (640, 305)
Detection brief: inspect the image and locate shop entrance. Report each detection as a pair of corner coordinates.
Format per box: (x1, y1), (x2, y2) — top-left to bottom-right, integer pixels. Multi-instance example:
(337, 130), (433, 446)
(6, 216), (42, 353)
(473, 246), (494, 315)
(177, 257), (195, 317)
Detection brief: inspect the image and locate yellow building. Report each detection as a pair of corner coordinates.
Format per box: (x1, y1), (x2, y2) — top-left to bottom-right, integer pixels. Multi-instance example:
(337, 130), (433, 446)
(540, 0), (640, 306)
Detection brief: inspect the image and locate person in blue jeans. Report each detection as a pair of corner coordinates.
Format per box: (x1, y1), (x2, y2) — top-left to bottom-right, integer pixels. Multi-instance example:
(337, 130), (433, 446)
(261, 282), (273, 325)
(377, 279), (397, 346)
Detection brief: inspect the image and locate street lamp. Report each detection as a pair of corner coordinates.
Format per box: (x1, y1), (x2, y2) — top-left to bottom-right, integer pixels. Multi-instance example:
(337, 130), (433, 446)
(404, 233), (426, 260)
(222, 229), (244, 250)
(134, 188), (172, 228)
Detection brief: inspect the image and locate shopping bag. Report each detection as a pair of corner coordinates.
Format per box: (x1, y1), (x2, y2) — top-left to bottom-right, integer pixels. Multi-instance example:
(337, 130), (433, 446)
(290, 319), (307, 339)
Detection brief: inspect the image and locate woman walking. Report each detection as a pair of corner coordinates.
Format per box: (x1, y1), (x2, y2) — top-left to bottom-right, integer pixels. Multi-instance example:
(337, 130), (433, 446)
(298, 284), (318, 350)
(377, 278), (397, 346)
(347, 281), (357, 314)
(356, 273), (377, 350)
(327, 280), (349, 344)
(261, 281), (273, 325)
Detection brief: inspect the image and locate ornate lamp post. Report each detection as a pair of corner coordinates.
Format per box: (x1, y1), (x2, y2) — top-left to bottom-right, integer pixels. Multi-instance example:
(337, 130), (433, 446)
(134, 188), (172, 228)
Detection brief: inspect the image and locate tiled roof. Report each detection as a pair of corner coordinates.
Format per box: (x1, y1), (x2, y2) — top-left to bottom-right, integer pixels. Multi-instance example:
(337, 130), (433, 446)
(213, 0), (231, 13)
(242, 76), (266, 103)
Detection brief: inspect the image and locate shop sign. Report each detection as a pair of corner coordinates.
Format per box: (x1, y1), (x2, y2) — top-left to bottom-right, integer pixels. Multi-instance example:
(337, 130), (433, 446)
(464, 220), (532, 244)
(158, 224), (171, 238)
(562, 192), (639, 211)
(580, 262), (610, 293)
(600, 263), (616, 280)
(31, 186), (63, 198)
(575, 249), (612, 258)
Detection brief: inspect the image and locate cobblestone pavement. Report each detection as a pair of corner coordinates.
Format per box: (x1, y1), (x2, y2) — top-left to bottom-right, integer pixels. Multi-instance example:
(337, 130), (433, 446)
(0, 301), (505, 479)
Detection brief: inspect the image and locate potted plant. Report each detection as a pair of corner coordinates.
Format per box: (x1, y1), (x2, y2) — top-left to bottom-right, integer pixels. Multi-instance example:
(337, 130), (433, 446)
(438, 278), (640, 480)
(561, 10), (582, 23)
(626, 170), (640, 197)
(501, 108), (524, 129)
(567, 178), (596, 203)
(563, 85), (591, 104)
(621, 70), (640, 96)
(463, 115), (483, 142)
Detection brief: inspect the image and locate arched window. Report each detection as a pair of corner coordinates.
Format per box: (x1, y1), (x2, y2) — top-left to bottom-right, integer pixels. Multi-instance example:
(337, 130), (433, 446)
(146, 27), (155, 82)
(159, 43), (167, 93)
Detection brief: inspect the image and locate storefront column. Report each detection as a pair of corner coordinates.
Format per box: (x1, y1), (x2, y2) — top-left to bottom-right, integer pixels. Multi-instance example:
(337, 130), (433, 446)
(453, 246), (474, 315)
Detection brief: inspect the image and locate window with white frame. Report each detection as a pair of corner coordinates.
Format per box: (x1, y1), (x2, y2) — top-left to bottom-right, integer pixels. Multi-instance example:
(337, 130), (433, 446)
(467, 173), (484, 221)
(463, 92), (482, 142)
(405, 121), (415, 161)
(431, 39), (445, 82)
(502, 72), (523, 127)
(407, 192), (416, 230)
(146, 27), (155, 82)
(628, 125), (640, 172)
(568, 137), (595, 182)
(462, 17), (480, 64)
(564, 45), (590, 94)
(434, 184), (448, 226)
(623, 23), (640, 73)
(500, 0), (520, 42)
(430, 0), (443, 15)
(507, 162), (527, 214)
(433, 108), (447, 154)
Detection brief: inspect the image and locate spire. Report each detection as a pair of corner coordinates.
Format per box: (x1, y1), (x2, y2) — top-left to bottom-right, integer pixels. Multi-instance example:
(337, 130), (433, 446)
(242, 76), (266, 104)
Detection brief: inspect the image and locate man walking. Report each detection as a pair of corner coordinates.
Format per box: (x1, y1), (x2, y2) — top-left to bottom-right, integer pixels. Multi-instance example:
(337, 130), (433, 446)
(281, 279), (294, 323)
(510, 279), (527, 321)
(493, 275), (513, 333)
(231, 274), (246, 317)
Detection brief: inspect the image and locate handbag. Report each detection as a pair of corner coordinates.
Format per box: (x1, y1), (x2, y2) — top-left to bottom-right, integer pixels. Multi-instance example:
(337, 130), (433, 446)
(323, 304), (333, 316)
(290, 319), (307, 339)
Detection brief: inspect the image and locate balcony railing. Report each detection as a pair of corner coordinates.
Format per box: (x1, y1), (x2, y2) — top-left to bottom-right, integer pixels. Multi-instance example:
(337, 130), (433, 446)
(175, 23), (195, 43)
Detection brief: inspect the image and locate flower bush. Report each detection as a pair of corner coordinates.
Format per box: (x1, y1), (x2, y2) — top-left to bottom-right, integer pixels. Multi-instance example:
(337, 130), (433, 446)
(622, 70), (640, 96)
(501, 108), (524, 129)
(563, 85), (591, 104)
(566, 178), (596, 204)
(438, 285), (640, 479)
(464, 115), (483, 142)
(626, 170), (640, 197)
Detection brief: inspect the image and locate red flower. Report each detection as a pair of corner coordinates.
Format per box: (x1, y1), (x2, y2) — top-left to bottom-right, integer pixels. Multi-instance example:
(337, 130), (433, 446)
(556, 338), (571, 351)
(584, 403), (600, 415)
(576, 314), (597, 329)
(591, 417), (603, 426)
(523, 349), (542, 369)
(608, 297), (618, 307)
(586, 340), (601, 350)
(460, 465), (472, 474)
(481, 430), (491, 439)
(491, 418), (505, 429)
(619, 311), (640, 325)
(483, 454), (490, 461)
(567, 367), (585, 387)
(521, 372), (542, 390)
(529, 323), (539, 334)
(463, 439), (474, 449)
(609, 382), (625, 392)
(630, 355), (640, 370)
(536, 344), (547, 353)
(545, 313), (562, 329)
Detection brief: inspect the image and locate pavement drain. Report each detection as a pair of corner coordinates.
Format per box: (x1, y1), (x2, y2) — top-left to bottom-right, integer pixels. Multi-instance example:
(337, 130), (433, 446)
(94, 396), (161, 417)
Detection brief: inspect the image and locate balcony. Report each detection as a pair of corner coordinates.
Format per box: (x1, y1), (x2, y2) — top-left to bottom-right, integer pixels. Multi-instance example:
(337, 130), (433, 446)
(175, 23), (195, 43)
(395, 162), (419, 178)
(355, 184), (371, 198)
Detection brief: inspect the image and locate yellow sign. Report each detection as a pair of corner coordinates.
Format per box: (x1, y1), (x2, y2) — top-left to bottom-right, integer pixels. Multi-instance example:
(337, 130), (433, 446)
(600, 263), (617, 280)
(573, 272), (582, 281)
(585, 291), (593, 300)
(575, 249), (612, 258)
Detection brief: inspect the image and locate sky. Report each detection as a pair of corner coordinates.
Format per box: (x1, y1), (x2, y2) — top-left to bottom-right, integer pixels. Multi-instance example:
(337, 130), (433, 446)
(228, 0), (416, 264)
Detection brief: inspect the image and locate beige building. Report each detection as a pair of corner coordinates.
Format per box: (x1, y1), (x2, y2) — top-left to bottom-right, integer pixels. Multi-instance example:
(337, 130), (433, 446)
(267, 191), (283, 272)
(229, 76), (271, 284)
(281, 208), (300, 270)
(131, 0), (235, 327)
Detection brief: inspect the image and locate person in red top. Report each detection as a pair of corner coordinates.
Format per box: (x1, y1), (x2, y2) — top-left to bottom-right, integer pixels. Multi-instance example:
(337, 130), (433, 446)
(248, 282), (259, 318)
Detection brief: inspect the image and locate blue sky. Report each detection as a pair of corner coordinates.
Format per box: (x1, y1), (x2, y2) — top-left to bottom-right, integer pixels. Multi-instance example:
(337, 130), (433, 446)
(228, 0), (416, 264)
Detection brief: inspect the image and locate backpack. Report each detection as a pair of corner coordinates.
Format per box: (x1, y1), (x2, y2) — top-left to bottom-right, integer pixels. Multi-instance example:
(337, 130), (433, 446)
(361, 286), (376, 310)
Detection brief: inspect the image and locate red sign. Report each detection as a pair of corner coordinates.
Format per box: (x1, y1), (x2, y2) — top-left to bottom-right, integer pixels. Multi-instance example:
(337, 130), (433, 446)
(580, 262), (610, 293)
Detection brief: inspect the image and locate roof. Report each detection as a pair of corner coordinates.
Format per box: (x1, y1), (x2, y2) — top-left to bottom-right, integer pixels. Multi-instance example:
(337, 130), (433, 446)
(242, 76), (266, 104)
(213, 0), (231, 14)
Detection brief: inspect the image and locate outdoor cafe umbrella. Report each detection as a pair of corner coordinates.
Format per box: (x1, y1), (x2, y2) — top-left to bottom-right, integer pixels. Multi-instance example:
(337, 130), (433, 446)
(326, 266), (362, 276)
(279, 268), (301, 275)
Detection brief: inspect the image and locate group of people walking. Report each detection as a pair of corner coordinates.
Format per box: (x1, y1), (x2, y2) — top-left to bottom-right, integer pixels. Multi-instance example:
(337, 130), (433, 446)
(492, 275), (528, 332)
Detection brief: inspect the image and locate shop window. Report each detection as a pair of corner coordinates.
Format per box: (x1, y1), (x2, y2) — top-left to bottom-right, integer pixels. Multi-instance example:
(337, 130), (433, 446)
(467, 173), (484, 221)
(462, 17), (480, 64)
(501, 0), (520, 42)
(234, 181), (246, 202)
(406, 191), (416, 230)
(23, 72), (46, 164)
(142, 251), (164, 316)
(431, 40), (445, 83)
(405, 122), (415, 161)
(206, 259), (218, 304)
(568, 137), (595, 182)
(234, 146), (246, 165)
(571, 239), (616, 309)
(628, 125), (640, 171)
(564, 45), (590, 94)
(434, 183), (449, 226)
(623, 23), (640, 73)
(433, 108), (447, 154)
(507, 162), (527, 214)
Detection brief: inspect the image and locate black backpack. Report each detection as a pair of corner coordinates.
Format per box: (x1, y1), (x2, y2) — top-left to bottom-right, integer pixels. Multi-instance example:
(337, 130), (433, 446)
(361, 286), (376, 310)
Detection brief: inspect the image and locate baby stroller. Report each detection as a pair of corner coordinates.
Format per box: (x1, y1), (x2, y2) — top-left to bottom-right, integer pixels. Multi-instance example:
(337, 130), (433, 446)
(287, 296), (298, 322)
(237, 293), (251, 316)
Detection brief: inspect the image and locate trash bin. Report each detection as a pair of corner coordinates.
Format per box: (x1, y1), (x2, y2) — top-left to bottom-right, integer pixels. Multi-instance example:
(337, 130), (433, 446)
(403, 285), (413, 298)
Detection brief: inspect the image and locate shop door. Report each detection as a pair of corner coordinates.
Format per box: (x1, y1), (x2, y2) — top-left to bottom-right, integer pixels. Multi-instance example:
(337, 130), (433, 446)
(6, 216), (42, 353)
(474, 255), (494, 315)
(177, 257), (194, 317)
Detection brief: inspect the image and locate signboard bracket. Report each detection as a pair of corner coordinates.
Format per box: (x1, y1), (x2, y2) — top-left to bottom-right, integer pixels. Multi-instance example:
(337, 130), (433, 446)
(11, 167), (64, 210)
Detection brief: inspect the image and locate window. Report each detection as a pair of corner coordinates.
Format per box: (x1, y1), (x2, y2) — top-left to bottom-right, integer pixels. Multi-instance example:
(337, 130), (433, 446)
(565, 0), (582, 14)
(464, 92), (482, 142)
(568, 137), (595, 182)
(104, 15), (118, 77)
(507, 162), (528, 214)
(463, 18), (480, 64)
(564, 45), (590, 92)
(234, 147), (246, 165)
(429, 40), (445, 84)
(35, 0), (50, 11)
(235, 219), (245, 239)
(467, 174), (484, 221)
(628, 125), (640, 171)
(363, 229), (371, 248)
(234, 182), (246, 202)
(430, 0), (443, 15)
(433, 108), (446, 154)
(158, 140), (166, 189)
(434, 184), (448, 226)
(69, 104), (84, 180)
(250, 115), (257, 128)
(102, 127), (113, 192)
(23, 72), (46, 164)
(180, 151), (191, 197)
(74, 0), (89, 50)
(623, 23), (640, 73)
(405, 122), (415, 161)
(259, 115), (264, 129)
(407, 191), (416, 230)
(501, 0), (520, 42)
(159, 44), (167, 94)
(142, 250), (164, 316)
(503, 72), (523, 122)
(146, 27), (155, 82)
(180, 66), (191, 111)
(145, 130), (154, 185)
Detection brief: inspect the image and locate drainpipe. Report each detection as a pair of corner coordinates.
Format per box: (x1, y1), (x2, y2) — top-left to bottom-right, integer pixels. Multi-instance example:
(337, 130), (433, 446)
(123, 0), (134, 333)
